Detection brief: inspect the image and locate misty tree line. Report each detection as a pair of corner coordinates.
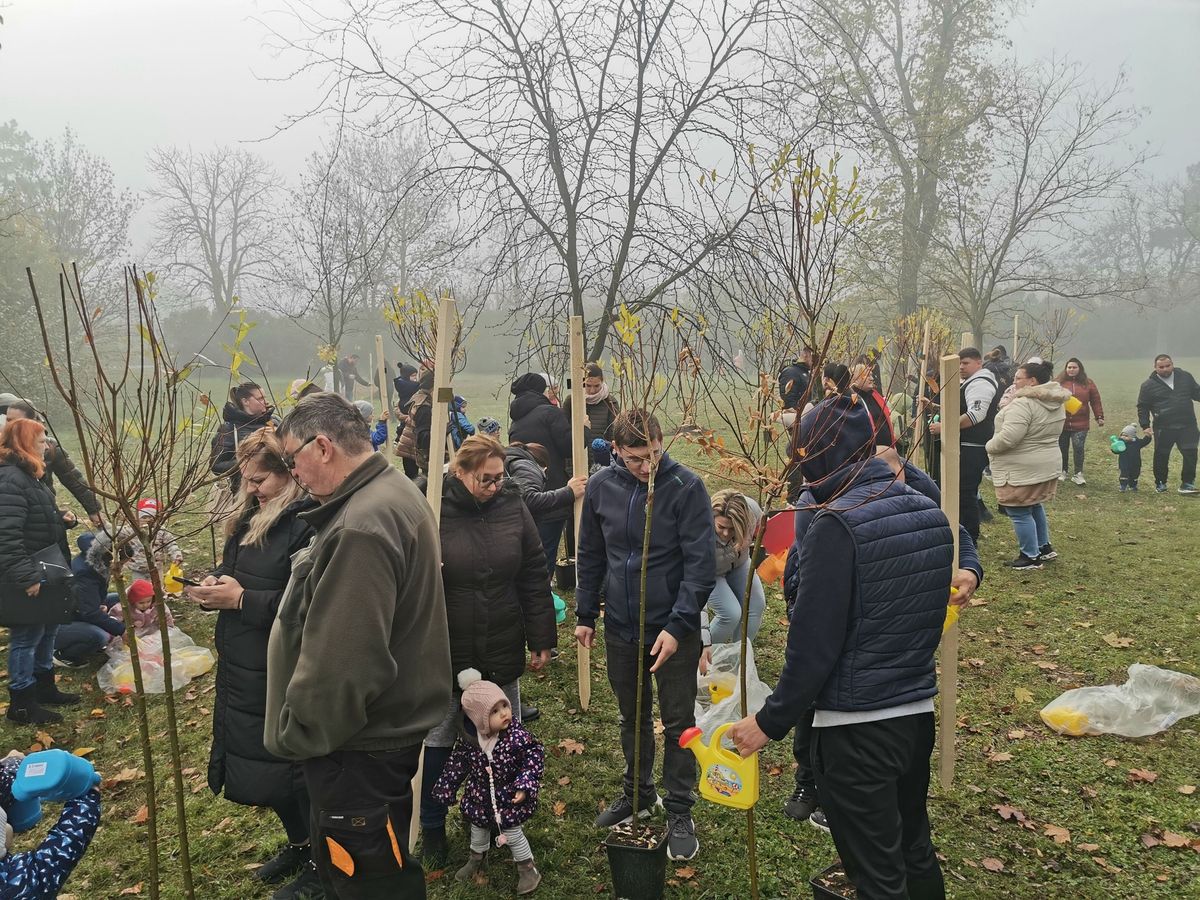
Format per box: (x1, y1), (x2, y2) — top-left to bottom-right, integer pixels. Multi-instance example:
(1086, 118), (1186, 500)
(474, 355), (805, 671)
(3, 0), (1200, 388)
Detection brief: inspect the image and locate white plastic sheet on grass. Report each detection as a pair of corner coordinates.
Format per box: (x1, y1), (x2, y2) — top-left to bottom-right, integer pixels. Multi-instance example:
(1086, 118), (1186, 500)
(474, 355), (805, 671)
(97, 626), (215, 695)
(1040, 664), (1200, 738)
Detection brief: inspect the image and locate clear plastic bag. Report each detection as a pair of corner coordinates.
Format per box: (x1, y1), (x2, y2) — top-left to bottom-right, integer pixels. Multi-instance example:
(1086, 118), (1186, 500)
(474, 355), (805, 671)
(96, 626), (215, 695)
(694, 642), (772, 735)
(1040, 664), (1200, 738)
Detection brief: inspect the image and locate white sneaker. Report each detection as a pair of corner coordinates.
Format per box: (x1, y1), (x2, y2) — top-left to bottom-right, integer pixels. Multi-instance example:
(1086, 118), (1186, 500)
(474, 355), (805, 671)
(1058, 471), (1067, 481)
(1071, 472), (1086, 485)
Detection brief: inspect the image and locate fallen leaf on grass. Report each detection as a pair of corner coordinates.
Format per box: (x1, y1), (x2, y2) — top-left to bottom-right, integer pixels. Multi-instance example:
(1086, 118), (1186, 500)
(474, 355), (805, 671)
(557, 776), (571, 786)
(129, 805), (148, 825)
(993, 803), (1028, 823)
(1035, 661), (1058, 671)
(1161, 832), (1191, 848)
(90, 708), (106, 718)
(767, 765), (784, 777)
(1044, 824), (1071, 844)
(102, 767), (142, 789)
(119, 885), (143, 896)
(1007, 729), (1028, 740)
(1129, 768), (1159, 784)
(1076, 843), (1100, 852)
(35, 730), (54, 748)
(557, 738), (585, 755)
(552, 800), (566, 817)
(966, 658), (986, 668)
(1103, 759), (1119, 768)
(981, 857), (1005, 872)
(72, 747), (95, 758)
(1092, 856), (1122, 874)
(1178, 785), (1196, 795)
(675, 866), (697, 879)
(988, 752), (1013, 763)
(1080, 786), (1098, 800)
(1013, 688), (1034, 705)
(1101, 632), (1134, 648)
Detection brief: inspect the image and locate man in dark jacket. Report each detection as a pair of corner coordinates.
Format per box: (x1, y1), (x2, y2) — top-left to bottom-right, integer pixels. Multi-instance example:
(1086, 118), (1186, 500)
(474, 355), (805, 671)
(575, 409), (714, 862)
(53, 532), (126, 666)
(269, 392), (451, 898)
(3, 401), (102, 525)
(1136, 354), (1200, 494)
(731, 396), (979, 900)
(778, 347), (815, 410)
(509, 373), (573, 568)
(336, 353), (371, 400)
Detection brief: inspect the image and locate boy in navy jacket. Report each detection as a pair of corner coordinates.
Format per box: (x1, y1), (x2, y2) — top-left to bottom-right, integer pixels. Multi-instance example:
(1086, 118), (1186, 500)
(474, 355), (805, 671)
(575, 409), (714, 862)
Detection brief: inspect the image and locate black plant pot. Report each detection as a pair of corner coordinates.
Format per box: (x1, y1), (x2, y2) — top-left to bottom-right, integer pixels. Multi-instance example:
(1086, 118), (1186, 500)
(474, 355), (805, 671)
(555, 557), (576, 591)
(810, 862), (855, 899)
(605, 825), (667, 900)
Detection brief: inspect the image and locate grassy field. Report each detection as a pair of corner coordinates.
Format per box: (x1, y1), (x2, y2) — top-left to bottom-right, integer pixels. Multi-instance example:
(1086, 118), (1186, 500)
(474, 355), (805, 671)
(2, 358), (1198, 899)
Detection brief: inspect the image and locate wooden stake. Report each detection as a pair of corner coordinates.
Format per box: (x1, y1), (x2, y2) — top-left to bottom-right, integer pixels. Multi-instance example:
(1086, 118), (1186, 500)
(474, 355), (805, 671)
(937, 349), (963, 790)
(410, 296), (458, 849)
(569, 315), (591, 711)
(910, 321), (932, 455)
(1012, 314), (1020, 363)
(375, 334), (389, 417)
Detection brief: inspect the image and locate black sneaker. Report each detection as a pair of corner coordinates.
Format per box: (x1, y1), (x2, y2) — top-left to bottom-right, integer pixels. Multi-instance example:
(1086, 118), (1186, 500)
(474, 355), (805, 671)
(52, 652), (87, 669)
(594, 793), (661, 828)
(666, 813), (699, 861)
(256, 843), (310, 884)
(808, 809), (831, 833)
(272, 861), (326, 900)
(520, 702), (540, 723)
(1007, 554), (1043, 571)
(419, 825), (449, 869)
(1037, 543), (1058, 561)
(783, 783), (819, 822)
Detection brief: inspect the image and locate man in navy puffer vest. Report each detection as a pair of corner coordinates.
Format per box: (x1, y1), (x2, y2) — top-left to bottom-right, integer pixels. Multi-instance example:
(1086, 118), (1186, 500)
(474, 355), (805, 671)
(731, 394), (978, 900)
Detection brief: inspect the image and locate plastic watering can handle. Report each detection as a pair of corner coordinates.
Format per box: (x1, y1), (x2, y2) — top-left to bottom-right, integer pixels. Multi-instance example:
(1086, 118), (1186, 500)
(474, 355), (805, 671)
(709, 723), (743, 764)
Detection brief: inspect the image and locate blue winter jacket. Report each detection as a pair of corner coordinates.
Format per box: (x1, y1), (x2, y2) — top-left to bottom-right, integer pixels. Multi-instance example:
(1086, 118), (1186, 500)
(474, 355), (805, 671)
(575, 454), (715, 643)
(69, 551), (125, 639)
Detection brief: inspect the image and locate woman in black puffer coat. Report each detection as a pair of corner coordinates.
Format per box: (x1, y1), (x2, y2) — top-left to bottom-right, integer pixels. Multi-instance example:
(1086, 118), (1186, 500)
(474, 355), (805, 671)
(184, 429), (318, 895)
(417, 434), (557, 866)
(1, 419), (79, 725)
(210, 381), (276, 492)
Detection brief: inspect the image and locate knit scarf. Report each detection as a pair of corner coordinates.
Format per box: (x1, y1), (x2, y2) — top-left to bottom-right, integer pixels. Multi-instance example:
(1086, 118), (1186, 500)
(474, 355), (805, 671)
(585, 381), (611, 405)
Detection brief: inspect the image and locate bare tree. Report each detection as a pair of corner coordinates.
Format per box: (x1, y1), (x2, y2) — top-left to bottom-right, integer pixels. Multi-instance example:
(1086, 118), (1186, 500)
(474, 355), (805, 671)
(147, 146), (280, 309)
(29, 127), (139, 286)
(789, 0), (1003, 316)
(272, 0), (779, 359)
(926, 61), (1143, 346)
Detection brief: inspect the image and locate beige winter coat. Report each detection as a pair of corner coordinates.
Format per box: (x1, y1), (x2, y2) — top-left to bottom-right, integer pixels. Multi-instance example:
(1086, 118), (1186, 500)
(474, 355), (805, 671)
(986, 382), (1072, 487)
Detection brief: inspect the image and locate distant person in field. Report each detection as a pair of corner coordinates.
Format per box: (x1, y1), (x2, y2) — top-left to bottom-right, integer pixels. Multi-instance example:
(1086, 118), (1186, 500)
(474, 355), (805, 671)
(1112, 423), (1152, 492)
(930, 348), (998, 541)
(509, 373), (573, 569)
(778, 346), (816, 411)
(336, 353), (371, 400)
(1136, 354), (1200, 494)
(1056, 357), (1104, 485)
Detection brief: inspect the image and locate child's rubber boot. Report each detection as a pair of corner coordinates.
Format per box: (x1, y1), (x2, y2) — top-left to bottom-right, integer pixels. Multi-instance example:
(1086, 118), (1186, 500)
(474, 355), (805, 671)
(455, 850), (487, 882)
(6, 686), (62, 724)
(35, 670), (80, 705)
(516, 859), (541, 895)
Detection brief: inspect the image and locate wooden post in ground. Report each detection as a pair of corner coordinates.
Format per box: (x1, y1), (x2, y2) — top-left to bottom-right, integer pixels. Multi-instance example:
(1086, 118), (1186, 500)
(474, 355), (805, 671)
(937, 343), (965, 788)
(569, 315), (591, 710)
(910, 321), (932, 456)
(375, 334), (389, 418)
(1012, 314), (1020, 363)
(410, 296), (458, 849)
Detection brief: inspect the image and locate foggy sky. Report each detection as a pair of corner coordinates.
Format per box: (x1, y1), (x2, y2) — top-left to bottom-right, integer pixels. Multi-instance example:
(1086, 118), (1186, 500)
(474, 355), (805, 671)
(2, 0), (1198, 252)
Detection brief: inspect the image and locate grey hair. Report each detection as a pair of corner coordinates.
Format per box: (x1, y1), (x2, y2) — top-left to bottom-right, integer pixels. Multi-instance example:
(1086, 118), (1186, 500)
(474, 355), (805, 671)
(277, 392), (371, 454)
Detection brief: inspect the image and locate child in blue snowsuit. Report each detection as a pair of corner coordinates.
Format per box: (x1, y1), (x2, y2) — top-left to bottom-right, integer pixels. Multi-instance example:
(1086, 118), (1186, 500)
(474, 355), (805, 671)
(0, 756), (100, 899)
(449, 396), (476, 450)
(1113, 423), (1152, 491)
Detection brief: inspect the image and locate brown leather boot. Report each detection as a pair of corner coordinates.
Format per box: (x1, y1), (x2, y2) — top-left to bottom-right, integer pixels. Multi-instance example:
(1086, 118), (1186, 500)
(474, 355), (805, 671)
(515, 859), (541, 894)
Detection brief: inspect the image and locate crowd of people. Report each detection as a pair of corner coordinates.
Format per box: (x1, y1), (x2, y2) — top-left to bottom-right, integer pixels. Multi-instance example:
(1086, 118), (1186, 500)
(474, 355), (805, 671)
(0, 346), (1196, 900)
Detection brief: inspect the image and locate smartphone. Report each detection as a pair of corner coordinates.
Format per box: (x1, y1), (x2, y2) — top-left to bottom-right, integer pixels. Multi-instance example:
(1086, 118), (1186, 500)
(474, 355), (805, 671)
(175, 576), (202, 587)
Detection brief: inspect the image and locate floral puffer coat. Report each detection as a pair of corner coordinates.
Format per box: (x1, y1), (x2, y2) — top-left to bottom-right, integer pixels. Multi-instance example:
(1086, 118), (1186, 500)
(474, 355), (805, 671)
(431, 721), (545, 829)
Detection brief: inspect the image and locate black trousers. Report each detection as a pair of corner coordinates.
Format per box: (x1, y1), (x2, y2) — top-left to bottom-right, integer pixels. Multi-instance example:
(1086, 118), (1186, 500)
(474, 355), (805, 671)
(605, 630), (701, 814)
(303, 746), (426, 899)
(959, 445), (989, 541)
(812, 713), (944, 900)
(791, 706), (816, 790)
(1152, 425), (1199, 486)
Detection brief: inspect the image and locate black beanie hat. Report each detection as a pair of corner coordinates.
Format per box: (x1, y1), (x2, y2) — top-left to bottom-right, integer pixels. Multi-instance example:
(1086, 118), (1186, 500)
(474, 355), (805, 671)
(511, 372), (547, 395)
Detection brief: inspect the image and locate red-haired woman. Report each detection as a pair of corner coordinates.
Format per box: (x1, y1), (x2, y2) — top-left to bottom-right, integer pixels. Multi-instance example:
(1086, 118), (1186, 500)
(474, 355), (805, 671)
(0, 418), (80, 723)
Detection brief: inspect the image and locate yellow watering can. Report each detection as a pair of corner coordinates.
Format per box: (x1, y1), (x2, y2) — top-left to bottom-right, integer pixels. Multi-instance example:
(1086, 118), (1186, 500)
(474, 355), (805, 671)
(942, 587), (960, 634)
(163, 562), (185, 594)
(678, 723), (759, 810)
(1064, 395), (1083, 416)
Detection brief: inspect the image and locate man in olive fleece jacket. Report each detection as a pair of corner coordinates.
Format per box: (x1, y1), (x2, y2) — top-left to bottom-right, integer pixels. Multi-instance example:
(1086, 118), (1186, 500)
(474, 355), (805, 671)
(267, 393), (450, 899)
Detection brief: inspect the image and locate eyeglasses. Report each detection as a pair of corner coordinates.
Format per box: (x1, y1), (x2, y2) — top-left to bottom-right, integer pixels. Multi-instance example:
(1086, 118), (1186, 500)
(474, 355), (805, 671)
(621, 449), (662, 469)
(282, 434), (319, 470)
(474, 473), (505, 489)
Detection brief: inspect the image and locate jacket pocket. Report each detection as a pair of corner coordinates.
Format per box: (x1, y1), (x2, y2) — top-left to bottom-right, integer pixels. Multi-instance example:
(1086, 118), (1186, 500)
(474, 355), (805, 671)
(317, 804), (406, 880)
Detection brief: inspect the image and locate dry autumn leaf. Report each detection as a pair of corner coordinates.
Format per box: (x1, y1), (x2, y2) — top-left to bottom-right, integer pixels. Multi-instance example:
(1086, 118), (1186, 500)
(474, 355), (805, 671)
(675, 866), (697, 879)
(988, 751), (1013, 763)
(557, 738), (585, 755)
(1076, 843), (1100, 852)
(557, 776), (571, 786)
(993, 804), (1028, 823)
(34, 730), (54, 748)
(119, 885), (143, 896)
(1007, 729), (1028, 740)
(129, 805), (149, 825)
(1129, 768), (1159, 784)
(72, 747), (95, 758)
(1178, 785), (1196, 795)
(1101, 632), (1134, 648)
(552, 800), (566, 817)
(1161, 832), (1190, 848)
(981, 857), (1005, 872)
(1013, 688), (1034, 705)
(1044, 824), (1071, 844)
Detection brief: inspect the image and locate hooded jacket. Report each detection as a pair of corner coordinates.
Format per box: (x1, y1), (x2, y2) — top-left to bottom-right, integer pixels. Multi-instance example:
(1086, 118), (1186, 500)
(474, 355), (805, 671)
(0, 458), (69, 588)
(264, 454), (451, 760)
(439, 477), (557, 686)
(757, 396), (955, 738)
(778, 361), (812, 410)
(431, 718), (545, 830)
(209, 496), (317, 806)
(1136, 366), (1200, 432)
(393, 365), (420, 408)
(503, 445), (575, 519)
(210, 403), (275, 481)
(1059, 376), (1104, 432)
(69, 533), (125, 638)
(575, 453), (715, 644)
(509, 378), (573, 504)
(986, 382), (1072, 487)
